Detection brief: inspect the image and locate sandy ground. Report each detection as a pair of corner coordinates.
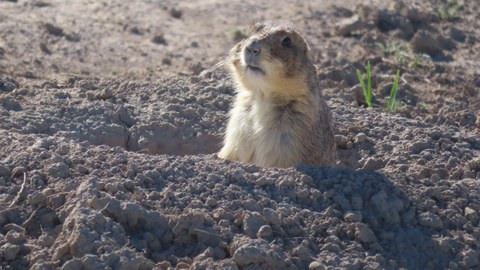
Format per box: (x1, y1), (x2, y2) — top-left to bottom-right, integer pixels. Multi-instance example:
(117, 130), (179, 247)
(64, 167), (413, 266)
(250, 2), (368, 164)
(0, 0), (479, 269)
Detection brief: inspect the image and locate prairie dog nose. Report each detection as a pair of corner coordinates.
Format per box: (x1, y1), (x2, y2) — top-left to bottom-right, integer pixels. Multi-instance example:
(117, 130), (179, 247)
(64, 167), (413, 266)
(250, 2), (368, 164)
(246, 40), (261, 55)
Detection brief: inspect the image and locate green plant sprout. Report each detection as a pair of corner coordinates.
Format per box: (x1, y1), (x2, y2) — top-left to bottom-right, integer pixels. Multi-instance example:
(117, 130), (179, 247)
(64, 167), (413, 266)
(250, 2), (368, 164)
(386, 70), (401, 112)
(438, 0), (463, 21)
(356, 62), (373, 108)
(377, 40), (431, 69)
(410, 54), (431, 69)
(357, 62), (401, 112)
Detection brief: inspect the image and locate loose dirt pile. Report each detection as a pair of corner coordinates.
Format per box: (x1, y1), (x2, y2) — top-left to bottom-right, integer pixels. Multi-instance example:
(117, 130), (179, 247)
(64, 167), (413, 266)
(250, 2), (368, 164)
(0, 0), (479, 269)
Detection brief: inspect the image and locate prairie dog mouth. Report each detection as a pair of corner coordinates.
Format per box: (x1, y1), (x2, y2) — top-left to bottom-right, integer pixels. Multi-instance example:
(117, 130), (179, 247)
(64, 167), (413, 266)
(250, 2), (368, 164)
(246, 64), (265, 75)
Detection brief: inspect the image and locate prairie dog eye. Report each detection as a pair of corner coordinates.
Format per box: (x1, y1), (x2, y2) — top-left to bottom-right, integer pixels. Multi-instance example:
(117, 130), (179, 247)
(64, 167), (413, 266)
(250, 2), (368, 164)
(281, 37), (291, 47)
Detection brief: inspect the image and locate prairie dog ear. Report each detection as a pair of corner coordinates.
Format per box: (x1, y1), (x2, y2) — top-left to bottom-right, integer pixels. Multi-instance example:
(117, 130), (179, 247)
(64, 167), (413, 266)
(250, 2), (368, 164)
(249, 22), (267, 34)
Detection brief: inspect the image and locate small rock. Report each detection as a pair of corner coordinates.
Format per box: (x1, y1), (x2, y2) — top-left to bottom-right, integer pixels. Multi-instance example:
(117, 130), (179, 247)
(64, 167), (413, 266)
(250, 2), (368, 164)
(4, 223), (25, 234)
(37, 234), (55, 247)
(0, 165), (10, 177)
(256, 225), (273, 240)
(355, 223), (377, 243)
(418, 212), (443, 230)
(162, 58), (172, 65)
(1, 243), (20, 261)
(351, 194), (363, 210)
(461, 249), (479, 269)
(32, 1), (50, 8)
(375, 9), (414, 39)
(97, 88), (113, 99)
(409, 141), (431, 154)
(362, 157), (382, 170)
(293, 242), (313, 261)
(206, 197), (217, 208)
(334, 15), (365, 36)
(176, 262), (189, 269)
(411, 30), (443, 56)
(335, 135), (352, 149)
(27, 191), (46, 206)
(42, 187), (55, 196)
(129, 26), (143, 35)
(345, 211), (363, 222)
(152, 34), (167, 45)
(47, 162), (70, 178)
(11, 166), (25, 178)
(263, 208), (281, 227)
(44, 23), (64, 36)
(124, 180), (135, 192)
(0, 77), (19, 92)
(468, 158), (480, 170)
(56, 143), (69, 155)
(300, 174), (314, 185)
(309, 261), (326, 270)
(81, 254), (101, 269)
(464, 207), (479, 224)
(449, 262), (458, 269)
(39, 42), (51, 54)
(78, 79), (97, 90)
(116, 106), (135, 127)
(170, 8), (182, 19)
(6, 230), (25, 244)
(243, 211), (266, 238)
(355, 133), (368, 143)
(61, 259), (82, 270)
(189, 62), (204, 75)
(105, 183), (119, 194)
(232, 240), (281, 267)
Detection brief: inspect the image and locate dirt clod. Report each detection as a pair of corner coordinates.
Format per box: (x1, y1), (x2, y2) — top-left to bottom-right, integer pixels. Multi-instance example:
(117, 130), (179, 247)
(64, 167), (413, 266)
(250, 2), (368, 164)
(44, 23), (64, 36)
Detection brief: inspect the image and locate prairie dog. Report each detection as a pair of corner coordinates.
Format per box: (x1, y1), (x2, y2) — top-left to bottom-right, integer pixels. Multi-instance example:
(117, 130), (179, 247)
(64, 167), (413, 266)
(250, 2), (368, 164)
(218, 23), (335, 168)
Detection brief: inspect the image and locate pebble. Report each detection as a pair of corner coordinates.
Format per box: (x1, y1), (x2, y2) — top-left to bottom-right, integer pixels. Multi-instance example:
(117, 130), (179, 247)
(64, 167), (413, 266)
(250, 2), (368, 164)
(335, 135), (352, 149)
(309, 261), (326, 270)
(355, 132), (367, 143)
(355, 223), (377, 243)
(47, 162), (70, 178)
(11, 166), (25, 178)
(411, 30), (442, 56)
(206, 197), (217, 208)
(257, 225), (273, 240)
(344, 211), (363, 223)
(300, 174), (314, 185)
(243, 211), (266, 238)
(60, 259), (82, 270)
(351, 194), (363, 210)
(263, 208), (281, 227)
(1, 243), (20, 261)
(418, 212), (443, 230)
(27, 191), (47, 206)
(362, 157), (382, 170)
(334, 15), (364, 36)
(232, 241), (279, 267)
(104, 183), (119, 194)
(464, 207), (478, 224)
(0, 165), (10, 177)
(56, 143), (70, 155)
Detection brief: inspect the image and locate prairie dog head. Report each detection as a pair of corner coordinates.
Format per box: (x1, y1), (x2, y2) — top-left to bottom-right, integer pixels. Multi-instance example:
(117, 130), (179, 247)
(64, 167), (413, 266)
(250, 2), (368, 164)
(229, 23), (313, 99)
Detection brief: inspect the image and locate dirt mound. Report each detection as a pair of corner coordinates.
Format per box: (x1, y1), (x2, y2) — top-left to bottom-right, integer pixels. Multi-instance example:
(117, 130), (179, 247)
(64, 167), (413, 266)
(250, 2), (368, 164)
(1, 75), (479, 270)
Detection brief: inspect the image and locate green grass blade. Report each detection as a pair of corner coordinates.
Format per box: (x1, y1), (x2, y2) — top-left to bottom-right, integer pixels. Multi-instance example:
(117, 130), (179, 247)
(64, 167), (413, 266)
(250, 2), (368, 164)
(366, 62), (372, 107)
(387, 70), (400, 111)
(356, 69), (369, 107)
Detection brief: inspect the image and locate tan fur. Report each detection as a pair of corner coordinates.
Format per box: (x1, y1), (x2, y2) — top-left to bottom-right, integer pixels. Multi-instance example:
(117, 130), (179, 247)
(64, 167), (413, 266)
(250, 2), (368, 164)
(218, 23), (335, 168)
